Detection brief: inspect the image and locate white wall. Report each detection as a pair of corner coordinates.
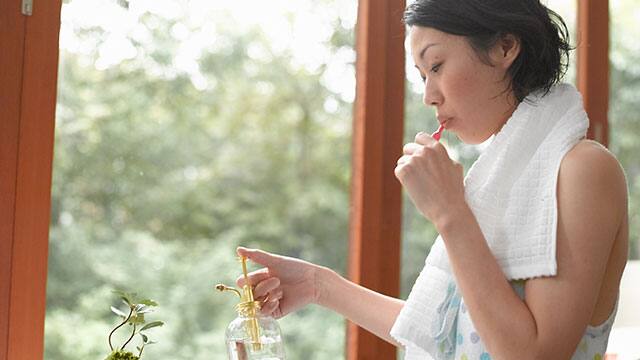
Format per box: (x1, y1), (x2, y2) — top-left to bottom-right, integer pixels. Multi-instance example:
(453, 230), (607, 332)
(607, 260), (640, 359)
(613, 260), (640, 328)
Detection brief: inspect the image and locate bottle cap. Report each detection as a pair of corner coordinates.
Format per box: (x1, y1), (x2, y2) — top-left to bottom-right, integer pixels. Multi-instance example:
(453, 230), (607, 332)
(215, 256), (262, 350)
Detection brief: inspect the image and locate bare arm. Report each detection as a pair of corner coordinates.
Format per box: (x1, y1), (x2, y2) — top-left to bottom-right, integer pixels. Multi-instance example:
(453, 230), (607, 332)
(235, 248), (405, 347)
(315, 266), (405, 347)
(437, 141), (627, 359)
(396, 136), (627, 359)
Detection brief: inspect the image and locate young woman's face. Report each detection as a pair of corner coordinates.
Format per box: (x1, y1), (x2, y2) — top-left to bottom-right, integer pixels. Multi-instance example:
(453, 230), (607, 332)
(410, 26), (519, 144)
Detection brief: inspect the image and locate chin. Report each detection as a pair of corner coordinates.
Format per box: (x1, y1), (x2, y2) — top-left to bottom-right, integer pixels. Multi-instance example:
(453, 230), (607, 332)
(457, 132), (493, 145)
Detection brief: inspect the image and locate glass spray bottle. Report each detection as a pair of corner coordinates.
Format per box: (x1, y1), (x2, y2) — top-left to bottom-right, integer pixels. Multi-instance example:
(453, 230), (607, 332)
(215, 256), (286, 360)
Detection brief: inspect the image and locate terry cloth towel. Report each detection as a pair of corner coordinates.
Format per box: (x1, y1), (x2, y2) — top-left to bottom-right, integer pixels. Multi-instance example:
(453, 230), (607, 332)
(390, 83), (589, 360)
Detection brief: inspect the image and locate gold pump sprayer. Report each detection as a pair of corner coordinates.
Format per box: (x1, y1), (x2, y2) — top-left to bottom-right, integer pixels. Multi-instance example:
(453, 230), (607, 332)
(215, 256), (262, 351)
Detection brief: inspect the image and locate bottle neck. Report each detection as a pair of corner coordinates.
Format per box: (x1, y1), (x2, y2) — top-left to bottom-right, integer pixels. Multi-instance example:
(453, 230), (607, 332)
(235, 300), (261, 318)
(236, 312), (269, 319)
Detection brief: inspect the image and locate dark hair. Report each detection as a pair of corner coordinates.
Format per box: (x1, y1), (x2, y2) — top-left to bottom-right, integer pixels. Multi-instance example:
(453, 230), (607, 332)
(404, 0), (571, 102)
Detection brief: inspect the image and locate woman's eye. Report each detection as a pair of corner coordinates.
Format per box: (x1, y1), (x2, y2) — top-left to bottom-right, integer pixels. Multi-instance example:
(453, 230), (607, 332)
(430, 63), (442, 73)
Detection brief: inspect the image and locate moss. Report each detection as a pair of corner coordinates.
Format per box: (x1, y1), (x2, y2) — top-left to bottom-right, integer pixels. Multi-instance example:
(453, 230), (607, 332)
(105, 350), (140, 360)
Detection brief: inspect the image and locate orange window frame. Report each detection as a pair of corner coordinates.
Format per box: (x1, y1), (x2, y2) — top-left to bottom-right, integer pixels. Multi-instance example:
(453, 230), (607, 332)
(0, 0), (62, 358)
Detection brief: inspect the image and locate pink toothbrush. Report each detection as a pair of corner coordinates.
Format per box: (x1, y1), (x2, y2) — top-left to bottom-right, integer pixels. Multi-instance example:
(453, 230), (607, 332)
(431, 124), (445, 141)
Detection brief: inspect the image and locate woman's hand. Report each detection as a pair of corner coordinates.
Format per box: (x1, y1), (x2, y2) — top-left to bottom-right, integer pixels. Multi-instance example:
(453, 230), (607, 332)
(235, 247), (320, 319)
(394, 132), (466, 229)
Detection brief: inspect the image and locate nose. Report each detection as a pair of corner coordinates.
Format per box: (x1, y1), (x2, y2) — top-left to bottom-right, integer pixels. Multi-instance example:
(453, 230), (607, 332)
(423, 78), (442, 107)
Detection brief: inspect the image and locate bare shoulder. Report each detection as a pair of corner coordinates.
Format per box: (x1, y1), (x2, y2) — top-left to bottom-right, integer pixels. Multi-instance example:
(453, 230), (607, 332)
(563, 139), (624, 173)
(557, 138), (628, 254)
(557, 139), (628, 246)
(560, 139), (628, 210)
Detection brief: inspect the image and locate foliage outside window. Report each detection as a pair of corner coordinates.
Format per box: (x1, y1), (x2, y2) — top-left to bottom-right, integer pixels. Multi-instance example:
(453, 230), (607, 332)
(47, 0), (354, 358)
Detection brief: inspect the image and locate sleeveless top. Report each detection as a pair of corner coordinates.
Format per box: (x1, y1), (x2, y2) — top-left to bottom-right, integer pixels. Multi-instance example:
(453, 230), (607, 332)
(451, 280), (618, 360)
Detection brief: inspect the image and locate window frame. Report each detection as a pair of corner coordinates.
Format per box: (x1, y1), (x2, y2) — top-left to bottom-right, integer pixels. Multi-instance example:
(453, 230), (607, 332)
(0, 0), (62, 358)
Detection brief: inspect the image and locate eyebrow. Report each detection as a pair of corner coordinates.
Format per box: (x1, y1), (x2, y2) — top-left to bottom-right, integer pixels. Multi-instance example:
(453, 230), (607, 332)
(419, 43), (439, 60)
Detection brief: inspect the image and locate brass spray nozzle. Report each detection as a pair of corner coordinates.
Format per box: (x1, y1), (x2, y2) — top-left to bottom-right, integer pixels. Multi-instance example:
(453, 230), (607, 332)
(215, 284), (242, 298)
(215, 255), (262, 351)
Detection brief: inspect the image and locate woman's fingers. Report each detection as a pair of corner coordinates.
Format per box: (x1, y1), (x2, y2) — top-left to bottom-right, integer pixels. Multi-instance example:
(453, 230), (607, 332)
(237, 247), (281, 267)
(397, 154), (412, 166)
(415, 133), (448, 157)
(257, 286), (285, 317)
(403, 142), (422, 155)
(269, 288), (283, 301)
(414, 131), (437, 145)
(236, 268), (270, 288)
(253, 277), (280, 298)
(260, 299), (280, 316)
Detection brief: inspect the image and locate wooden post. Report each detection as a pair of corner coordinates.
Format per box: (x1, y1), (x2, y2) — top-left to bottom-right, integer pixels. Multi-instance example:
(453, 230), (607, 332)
(577, 0), (609, 147)
(348, 0), (405, 358)
(0, 0), (62, 358)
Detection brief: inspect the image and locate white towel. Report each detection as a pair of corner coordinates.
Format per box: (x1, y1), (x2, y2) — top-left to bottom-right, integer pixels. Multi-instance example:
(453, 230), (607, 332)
(390, 84), (589, 359)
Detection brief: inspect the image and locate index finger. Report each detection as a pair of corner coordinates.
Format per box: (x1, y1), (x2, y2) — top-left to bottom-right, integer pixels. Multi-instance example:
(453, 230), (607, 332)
(236, 268), (272, 288)
(415, 131), (438, 145)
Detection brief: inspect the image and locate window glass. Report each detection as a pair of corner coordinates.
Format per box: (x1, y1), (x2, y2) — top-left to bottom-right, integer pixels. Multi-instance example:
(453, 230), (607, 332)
(46, 0), (356, 358)
(609, 0), (640, 260)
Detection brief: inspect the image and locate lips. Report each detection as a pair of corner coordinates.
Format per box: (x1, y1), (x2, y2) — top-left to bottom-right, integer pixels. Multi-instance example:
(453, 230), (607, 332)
(436, 115), (452, 128)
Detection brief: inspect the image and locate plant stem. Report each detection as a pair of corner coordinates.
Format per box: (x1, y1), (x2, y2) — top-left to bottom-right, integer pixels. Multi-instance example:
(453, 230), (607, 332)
(138, 344), (145, 358)
(109, 307), (133, 351)
(121, 323), (137, 350)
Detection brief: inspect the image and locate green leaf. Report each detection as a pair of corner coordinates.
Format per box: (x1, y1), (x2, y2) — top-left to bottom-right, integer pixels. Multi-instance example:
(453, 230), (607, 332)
(105, 350), (139, 360)
(129, 313), (145, 325)
(122, 299), (133, 309)
(135, 304), (153, 314)
(110, 306), (128, 318)
(111, 290), (128, 298)
(140, 321), (164, 331)
(112, 290), (136, 307)
(139, 299), (158, 306)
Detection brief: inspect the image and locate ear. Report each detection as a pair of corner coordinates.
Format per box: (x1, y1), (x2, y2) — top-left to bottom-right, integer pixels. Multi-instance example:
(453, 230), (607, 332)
(491, 33), (521, 69)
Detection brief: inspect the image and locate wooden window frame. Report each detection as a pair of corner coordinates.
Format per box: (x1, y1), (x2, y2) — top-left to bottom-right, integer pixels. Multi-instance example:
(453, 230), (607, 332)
(0, 0), (608, 358)
(577, 0), (610, 147)
(347, 0), (406, 358)
(0, 0), (62, 358)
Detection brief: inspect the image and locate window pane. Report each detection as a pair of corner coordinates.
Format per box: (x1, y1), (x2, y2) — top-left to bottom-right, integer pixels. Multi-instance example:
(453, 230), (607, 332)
(608, 0), (640, 355)
(46, 0), (356, 358)
(609, 0), (640, 260)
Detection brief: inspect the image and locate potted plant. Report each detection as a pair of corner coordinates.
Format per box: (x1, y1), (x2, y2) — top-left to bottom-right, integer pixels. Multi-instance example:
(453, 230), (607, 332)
(105, 291), (164, 360)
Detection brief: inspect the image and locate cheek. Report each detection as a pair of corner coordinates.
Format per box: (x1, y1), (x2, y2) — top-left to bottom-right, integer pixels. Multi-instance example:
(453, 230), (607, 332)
(443, 64), (484, 113)
(441, 62), (500, 141)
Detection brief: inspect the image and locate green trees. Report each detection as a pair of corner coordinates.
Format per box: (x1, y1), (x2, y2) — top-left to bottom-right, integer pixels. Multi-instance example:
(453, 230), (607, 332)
(47, 2), (351, 358)
(609, 0), (640, 259)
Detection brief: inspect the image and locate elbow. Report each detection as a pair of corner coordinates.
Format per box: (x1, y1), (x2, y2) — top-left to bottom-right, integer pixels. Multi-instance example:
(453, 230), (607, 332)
(527, 343), (576, 360)
(494, 351), (567, 360)
(529, 352), (569, 360)
(491, 342), (573, 360)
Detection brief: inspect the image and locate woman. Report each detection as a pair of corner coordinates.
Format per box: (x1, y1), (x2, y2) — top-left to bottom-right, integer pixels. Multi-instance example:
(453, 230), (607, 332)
(236, 1), (628, 358)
